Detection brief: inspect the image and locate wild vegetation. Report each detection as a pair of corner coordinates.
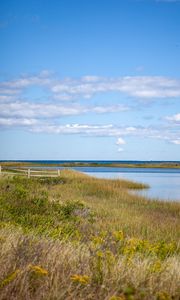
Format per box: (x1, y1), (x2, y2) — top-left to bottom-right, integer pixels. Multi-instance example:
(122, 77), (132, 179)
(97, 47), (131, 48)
(0, 170), (180, 300)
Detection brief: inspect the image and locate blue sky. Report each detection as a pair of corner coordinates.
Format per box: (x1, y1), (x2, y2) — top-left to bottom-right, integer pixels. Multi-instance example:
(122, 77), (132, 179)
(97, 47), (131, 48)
(0, 0), (180, 160)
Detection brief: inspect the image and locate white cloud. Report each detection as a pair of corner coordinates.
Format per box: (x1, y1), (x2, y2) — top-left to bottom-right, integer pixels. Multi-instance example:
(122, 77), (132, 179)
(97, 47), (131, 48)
(0, 101), (129, 118)
(126, 126), (136, 132)
(0, 102), (85, 118)
(171, 139), (180, 145)
(50, 76), (180, 100)
(28, 123), (151, 138)
(91, 105), (128, 113)
(116, 137), (126, 145)
(1, 72), (180, 102)
(81, 76), (102, 82)
(28, 123), (180, 147)
(166, 113), (180, 123)
(0, 117), (39, 126)
(30, 123), (115, 135)
(0, 71), (51, 90)
(0, 95), (15, 102)
(1, 71), (180, 149)
(0, 113), (179, 146)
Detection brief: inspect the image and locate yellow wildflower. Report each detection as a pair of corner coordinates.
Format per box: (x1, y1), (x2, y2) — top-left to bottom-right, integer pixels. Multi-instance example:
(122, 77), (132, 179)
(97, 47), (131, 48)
(70, 274), (90, 285)
(96, 250), (104, 258)
(150, 261), (162, 273)
(0, 269), (20, 288)
(91, 236), (104, 245)
(28, 265), (48, 276)
(113, 230), (124, 241)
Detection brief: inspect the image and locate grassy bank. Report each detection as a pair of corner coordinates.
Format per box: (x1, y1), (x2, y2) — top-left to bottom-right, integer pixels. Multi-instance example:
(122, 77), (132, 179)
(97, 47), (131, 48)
(0, 170), (180, 299)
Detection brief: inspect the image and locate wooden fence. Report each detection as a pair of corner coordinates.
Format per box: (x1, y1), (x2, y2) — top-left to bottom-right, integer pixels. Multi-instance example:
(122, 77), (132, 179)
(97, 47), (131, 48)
(0, 165), (60, 178)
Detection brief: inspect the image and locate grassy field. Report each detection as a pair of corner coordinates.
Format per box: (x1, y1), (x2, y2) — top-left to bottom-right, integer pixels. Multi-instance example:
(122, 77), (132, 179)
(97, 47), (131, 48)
(0, 170), (180, 300)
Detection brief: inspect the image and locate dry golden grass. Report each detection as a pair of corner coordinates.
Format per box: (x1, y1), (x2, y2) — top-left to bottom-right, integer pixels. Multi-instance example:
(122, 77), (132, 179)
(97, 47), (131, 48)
(0, 170), (180, 299)
(0, 229), (180, 300)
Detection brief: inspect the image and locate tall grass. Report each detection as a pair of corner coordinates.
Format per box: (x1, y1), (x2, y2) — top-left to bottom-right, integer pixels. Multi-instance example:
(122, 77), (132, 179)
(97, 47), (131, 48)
(0, 170), (180, 299)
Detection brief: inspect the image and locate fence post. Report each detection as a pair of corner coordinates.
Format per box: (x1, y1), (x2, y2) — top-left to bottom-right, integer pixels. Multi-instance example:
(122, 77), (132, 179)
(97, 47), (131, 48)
(0, 165), (1, 176)
(28, 169), (30, 179)
(57, 169), (60, 176)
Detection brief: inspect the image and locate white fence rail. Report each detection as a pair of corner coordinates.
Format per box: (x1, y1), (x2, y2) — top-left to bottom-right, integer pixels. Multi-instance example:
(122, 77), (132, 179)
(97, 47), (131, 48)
(0, 165), (60, 178)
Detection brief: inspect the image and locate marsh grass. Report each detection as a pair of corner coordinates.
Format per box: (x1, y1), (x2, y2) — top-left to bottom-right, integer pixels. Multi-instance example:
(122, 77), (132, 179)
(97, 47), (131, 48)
(0, 170), (180, 299)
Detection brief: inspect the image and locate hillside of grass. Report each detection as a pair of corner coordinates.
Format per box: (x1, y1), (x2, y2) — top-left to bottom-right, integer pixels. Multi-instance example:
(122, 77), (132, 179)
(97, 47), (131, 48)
(0, 170), (180, 300)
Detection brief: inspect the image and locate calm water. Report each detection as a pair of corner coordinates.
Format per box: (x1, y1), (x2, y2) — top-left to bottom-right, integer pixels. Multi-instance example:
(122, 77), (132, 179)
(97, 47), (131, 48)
(69, 167), (180, 201)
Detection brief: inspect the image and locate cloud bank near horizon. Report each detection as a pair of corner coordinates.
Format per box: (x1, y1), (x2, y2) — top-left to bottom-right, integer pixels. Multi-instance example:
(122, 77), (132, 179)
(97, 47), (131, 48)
(0, 71), (179, 149)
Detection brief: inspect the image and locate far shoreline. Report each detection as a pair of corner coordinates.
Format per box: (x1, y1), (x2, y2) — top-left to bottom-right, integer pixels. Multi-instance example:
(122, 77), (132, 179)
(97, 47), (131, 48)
(1, 160), (180, 169)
